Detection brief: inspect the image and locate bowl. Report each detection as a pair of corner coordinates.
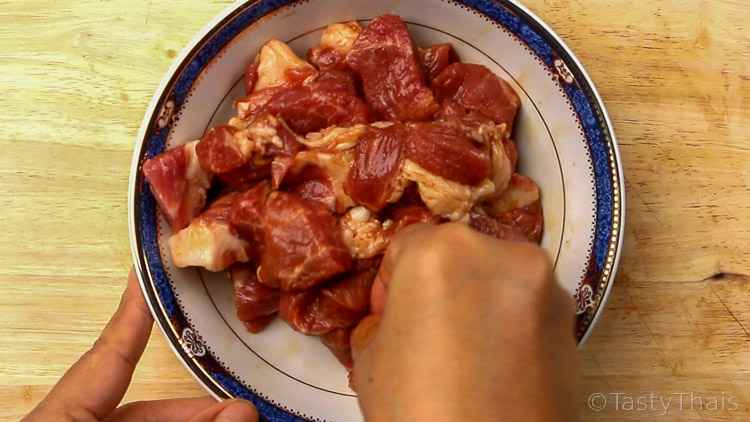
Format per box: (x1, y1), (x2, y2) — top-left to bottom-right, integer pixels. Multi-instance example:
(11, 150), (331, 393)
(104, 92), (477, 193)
(128, 1), (624, 420)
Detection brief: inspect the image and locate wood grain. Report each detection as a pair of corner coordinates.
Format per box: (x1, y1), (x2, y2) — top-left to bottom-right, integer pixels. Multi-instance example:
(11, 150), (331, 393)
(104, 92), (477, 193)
(1, 1), (748, 420)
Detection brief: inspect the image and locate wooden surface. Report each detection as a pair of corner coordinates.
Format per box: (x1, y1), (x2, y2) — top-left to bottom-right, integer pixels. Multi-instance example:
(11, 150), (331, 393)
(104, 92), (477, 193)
(1, 1), (749, 420)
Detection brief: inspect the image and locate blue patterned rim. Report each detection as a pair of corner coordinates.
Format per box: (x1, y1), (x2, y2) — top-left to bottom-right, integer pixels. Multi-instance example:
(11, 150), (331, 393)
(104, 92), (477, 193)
(129, 1), (623, 420)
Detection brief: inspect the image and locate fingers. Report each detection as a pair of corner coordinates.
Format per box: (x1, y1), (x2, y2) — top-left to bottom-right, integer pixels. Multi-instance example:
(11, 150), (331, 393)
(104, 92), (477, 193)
(351, 314), (382, 362)
(103, 398), (259, 422)
(370, 223), (431, 314)
(103, 397), (216, 422)
(186, 399), (259, 422)
(26, 269), (154, 421)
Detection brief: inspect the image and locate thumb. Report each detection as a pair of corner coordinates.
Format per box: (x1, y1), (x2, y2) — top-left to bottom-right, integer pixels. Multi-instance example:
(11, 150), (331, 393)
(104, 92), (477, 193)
(350, 314), (382, 392)
(188, 399), (259, 422)
(351, 314), (381, 363)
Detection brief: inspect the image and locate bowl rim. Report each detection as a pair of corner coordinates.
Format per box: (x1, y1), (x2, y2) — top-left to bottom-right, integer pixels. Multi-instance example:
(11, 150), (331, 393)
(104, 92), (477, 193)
(128, 0), (625, 416)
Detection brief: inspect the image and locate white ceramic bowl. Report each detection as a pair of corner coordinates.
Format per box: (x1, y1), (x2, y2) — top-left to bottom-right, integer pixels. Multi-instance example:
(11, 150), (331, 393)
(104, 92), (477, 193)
(129, 1), (624, 420)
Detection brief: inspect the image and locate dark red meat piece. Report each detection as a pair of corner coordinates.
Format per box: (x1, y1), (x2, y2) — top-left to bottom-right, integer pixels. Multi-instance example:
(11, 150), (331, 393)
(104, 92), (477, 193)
(229, 182), (271, 248)
(287, 165), (337, 211)
(199, 192), (237, 223)
(235, 86), (286, 121)
(264, 70), (373, 135)
(436, 100), (495, 134)
(497, 201), (544, 243)
(405, 122), (491, 186)
(279, 290), (362, 335)
(432, 63), (520, 132)
(259, 192), (352, 290)
(231, 264), (280, 333)
(143, 146), (190, 231)
(485, 174), (543, 242)
(198, 115), (302, 178)
(386, 204), (440, 236)
(196, 125), (243, 174)
(217, 161), (271, 191)
(266, 117), (305, 157)
(321, 328), (354, 368)
(244, 315), (276, 334)
(284, 66), (318, 86)
(308, 47), (347, 71)
(418, 43), (457, 81)
(236, 62), (319, 119)
(345, 15), (438, 121)
(321, 264), (378, 313)
(435, 102), (519, 171)
(345, 125), (406, 211)
(468, 211), (530, 242)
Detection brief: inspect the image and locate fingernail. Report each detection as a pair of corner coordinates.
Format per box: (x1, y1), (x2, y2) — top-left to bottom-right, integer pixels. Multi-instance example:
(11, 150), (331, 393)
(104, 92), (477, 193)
(215, 400), (257, 422)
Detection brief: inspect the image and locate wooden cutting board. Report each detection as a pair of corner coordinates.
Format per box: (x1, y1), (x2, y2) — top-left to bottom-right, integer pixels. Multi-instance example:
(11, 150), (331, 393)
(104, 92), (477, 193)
(1, 1), (748, 420)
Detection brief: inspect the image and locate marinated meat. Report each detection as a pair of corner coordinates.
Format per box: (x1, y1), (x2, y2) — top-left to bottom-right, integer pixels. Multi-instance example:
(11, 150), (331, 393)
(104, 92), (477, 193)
(279, 289), (362, 335)
(279, 149), (357, 213)
(142, 140), (212, 231)
(321, 328), (354, 368)
(244, 314), (276, 334)
(432, 63), (520, 132)
(288, 165), (338, 211)
(489, 173), (540, 213)
(168, 193), (252, 272)
(231, 263), (280, 332)
(308, 21), (362, 71)
(259, 192), (352, 290)
(216, 161), (271, 191)
(279, 262), (376, 336)
(345, 124), (408, 211)
(468, 209), (530, 242)
(385, 201), (441, 234)
(346, 15), (438, 121)
(321, 262), (378, 313)
(197, 114), (303, 175)
(262, 70), (373, 135)
(229, 182), (271, 248)
(402, 160), (496, 221)
(404, 122), (491, 186)
(195, 125), (247, 174)
(418, 43), (457, 82)
(235, 39), (318, 119)
(485, 174), (544, 242)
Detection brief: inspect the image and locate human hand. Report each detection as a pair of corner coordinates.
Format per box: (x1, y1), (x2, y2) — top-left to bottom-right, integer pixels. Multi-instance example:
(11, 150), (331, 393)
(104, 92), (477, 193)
(24, 270), (259, 422)
(352, 223), (578, 422)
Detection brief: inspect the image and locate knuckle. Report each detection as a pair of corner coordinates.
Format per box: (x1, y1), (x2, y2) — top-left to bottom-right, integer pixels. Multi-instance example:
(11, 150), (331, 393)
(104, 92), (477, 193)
(435, 222), (473, 240)
(432, 223), (479, 250)
(522, 244), (553, 278)
(505, 244), (553, 295)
